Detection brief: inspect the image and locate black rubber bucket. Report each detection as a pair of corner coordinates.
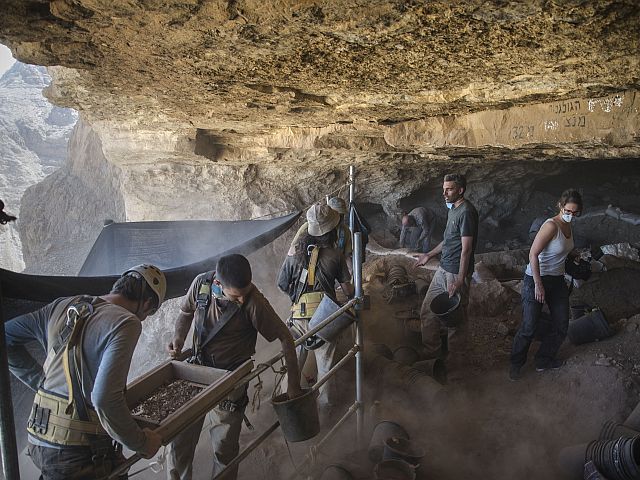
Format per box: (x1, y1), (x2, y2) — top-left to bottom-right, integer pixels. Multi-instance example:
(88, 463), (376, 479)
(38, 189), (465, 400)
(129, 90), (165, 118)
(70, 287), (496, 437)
(585, 436), (640, 480)
(383, 437), (425, 467)
(430, 292), (462, 327)
(271, 388), (320, 442)
(393, 346), (420, 366)
(600, 420), (640, 440)
(373, 459), (416, 480)
(412, 358), (447, 385)
(319, 464), (354, 480)
(570, 303), (591, 320)
(372, 343), (394, 360)
(625, 402), (640, 431)
(368, 421), (410, 462)
(568, 309), (612, 345)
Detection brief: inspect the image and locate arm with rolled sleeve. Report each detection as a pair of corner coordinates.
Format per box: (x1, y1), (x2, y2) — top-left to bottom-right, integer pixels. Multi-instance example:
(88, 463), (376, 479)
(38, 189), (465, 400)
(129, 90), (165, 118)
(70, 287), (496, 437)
(5, 300), (60, 391)
(91, 319), (147, 452)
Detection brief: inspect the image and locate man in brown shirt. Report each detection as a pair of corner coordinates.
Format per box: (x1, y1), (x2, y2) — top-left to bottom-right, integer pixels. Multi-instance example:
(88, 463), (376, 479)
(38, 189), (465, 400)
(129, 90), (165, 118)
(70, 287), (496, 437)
(166, 254), (301, 480)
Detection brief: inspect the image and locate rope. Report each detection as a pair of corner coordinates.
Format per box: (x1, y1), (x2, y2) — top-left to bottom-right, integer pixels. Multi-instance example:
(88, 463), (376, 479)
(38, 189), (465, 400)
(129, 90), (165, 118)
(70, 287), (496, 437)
(249, 178), (352, 221)
(250, 374), (263, 414)
(271, 358), (287, 399)
(128, 446), (166, 477)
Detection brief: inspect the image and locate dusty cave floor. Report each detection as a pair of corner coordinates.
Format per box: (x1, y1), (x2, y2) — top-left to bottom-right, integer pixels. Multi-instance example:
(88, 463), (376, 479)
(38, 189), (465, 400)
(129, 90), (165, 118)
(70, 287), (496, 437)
(25, 250), (636, 480)
(233, 250), (640, 480)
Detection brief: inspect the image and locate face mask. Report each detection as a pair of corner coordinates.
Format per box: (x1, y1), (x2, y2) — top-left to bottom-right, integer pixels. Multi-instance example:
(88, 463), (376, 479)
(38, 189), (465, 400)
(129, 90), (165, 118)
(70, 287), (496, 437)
(446, 202), (454, 210)
(211, 283), (225, 299)
(561, 213), (573, 223)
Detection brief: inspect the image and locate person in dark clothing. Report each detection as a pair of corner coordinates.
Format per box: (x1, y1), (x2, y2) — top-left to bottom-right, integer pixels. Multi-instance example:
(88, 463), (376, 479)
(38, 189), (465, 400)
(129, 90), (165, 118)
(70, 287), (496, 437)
(415, 174), (479, 377)
(278, 204), (354, 407)
(167, 254), (301, 480)
(509, 189), (583, 381)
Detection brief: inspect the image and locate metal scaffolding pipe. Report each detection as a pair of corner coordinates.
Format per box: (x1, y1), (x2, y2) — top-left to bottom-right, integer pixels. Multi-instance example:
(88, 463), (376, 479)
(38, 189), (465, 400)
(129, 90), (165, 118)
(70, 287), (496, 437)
(353, 231), (365, 446)
(0, 283), (20, 480)
(213, 421), (280, 480)
(287, 402), (360, 479)
(115, 167), (364, 479)
(108, 297), (359, 479)
(312, 346), (358, 392)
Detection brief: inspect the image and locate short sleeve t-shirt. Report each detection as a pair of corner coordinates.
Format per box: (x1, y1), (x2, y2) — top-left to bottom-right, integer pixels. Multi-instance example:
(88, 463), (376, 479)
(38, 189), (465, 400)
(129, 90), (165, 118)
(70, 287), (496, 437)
(181, 274), (284, 370)
(440, 199), (479, 275)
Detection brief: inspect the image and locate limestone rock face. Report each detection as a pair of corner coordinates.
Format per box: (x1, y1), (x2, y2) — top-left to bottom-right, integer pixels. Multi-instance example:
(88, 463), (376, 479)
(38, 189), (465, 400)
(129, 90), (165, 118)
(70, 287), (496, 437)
(0, 62), (76, 271)
(1, 1), (639, 273)
(19, 119), (125, 273)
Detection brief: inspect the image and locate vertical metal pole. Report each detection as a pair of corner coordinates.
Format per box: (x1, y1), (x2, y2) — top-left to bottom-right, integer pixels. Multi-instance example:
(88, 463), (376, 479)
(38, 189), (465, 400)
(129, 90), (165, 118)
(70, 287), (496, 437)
(349, 164), (365, 446)
(0, 283), (21, 480)
(348, 165), (356, 233)
(353, 232), (364, 446)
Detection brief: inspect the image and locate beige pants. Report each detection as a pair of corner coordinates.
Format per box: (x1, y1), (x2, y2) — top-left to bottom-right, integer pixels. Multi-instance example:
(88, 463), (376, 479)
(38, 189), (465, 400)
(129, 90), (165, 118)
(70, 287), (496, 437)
(289, 318), (352, 408)
(420, 267), (471, 364)
(166, 385), (246, 480)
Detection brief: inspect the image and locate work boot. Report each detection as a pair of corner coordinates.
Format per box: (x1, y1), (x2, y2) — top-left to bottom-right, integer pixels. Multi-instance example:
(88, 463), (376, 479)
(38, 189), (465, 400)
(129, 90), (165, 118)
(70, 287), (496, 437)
(535, 359), (566, 372)
(509, 365), (522, 382)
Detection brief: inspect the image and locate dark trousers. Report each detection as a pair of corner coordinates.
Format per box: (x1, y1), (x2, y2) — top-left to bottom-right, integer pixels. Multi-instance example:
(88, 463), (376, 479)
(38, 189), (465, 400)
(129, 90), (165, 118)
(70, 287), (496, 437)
(28, 443), (126, 480)
(510, 274), (569, 369)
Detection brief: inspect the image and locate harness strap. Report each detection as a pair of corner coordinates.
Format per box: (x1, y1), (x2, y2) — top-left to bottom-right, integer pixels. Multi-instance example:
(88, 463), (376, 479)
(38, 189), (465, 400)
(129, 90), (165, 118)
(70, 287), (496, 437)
(192, 272), (216, 359)
(307, 246), (319, 287)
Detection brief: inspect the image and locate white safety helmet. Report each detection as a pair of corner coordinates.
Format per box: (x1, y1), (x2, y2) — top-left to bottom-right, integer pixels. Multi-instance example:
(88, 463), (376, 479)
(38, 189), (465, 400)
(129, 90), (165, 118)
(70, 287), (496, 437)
(123, 264), (167, 308)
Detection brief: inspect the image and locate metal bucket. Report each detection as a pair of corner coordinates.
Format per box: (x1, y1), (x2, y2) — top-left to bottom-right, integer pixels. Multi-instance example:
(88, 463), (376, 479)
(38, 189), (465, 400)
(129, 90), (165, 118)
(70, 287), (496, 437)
(430, 292), (462, 327)
(309, 295), (356, 342)
(373, 459), (416, 480)
(392, 346), (420, 366)
(319, 464), (354, 480)
(383, 437), (425, 466)
(271, 388), (319, 442)
(568, 309), (612, 345)
(368, 421), (410, 462)
(412, 358), (447, 385)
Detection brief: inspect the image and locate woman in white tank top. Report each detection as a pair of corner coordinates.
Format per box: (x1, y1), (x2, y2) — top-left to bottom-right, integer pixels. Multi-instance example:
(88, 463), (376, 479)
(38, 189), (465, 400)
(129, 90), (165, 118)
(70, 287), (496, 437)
(509, 189), (583, 381)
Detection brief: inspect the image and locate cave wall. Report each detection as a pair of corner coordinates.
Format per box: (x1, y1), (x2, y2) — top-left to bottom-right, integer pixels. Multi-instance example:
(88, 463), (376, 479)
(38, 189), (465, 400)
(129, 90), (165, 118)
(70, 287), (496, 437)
(19, 118), (126, 274)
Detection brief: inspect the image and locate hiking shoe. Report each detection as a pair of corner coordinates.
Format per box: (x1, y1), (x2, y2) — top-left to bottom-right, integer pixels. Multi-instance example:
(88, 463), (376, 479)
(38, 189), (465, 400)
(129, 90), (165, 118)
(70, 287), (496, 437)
(509, 365), (522, 382)
(535, 359), (566, 372)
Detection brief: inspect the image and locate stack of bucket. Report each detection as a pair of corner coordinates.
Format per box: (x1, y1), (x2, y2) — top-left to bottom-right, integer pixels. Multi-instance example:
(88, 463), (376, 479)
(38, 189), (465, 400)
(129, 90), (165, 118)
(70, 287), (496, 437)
(369, 343), (447, 403)
(368, 420), (425, 480)
(559, 402), (640, 479)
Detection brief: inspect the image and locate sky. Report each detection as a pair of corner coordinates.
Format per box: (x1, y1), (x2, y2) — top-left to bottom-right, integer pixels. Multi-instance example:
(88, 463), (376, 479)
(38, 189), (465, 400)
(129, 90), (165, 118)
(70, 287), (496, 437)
(0, 44), (16, 77)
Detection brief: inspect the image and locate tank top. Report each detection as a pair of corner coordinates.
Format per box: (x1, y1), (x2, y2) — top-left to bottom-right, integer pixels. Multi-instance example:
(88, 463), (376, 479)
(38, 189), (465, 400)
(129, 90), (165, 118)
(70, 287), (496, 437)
(525, 218), (574, 276)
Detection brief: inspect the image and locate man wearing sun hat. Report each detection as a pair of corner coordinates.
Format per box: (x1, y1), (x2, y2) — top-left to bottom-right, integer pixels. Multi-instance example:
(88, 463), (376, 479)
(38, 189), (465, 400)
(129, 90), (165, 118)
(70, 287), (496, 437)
(287, 197), (352, 258)
(278, 203), (354, 409)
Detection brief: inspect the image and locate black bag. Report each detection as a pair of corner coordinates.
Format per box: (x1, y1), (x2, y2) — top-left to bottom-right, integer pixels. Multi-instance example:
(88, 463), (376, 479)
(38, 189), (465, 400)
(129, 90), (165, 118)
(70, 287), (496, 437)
(565, 257), (592, 281)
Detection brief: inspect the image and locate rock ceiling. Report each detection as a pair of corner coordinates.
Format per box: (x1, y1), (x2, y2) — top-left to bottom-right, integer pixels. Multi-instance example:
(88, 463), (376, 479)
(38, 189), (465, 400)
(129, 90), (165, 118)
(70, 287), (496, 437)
(1, 0), (640, 164)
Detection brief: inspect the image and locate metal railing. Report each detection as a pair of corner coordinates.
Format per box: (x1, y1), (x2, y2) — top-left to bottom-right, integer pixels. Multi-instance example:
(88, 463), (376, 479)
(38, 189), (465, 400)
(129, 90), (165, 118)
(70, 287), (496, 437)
(108, 165), (365, 480)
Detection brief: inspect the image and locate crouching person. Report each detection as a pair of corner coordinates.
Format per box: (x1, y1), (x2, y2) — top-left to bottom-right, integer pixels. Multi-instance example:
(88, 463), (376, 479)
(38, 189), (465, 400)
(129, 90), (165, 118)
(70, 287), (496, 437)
(5, 265), (166, 479)
(166, 254), (301, 480)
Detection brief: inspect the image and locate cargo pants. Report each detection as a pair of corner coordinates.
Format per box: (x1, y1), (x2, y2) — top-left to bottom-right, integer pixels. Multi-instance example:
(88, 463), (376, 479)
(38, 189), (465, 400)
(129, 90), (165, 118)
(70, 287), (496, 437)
(166, 385), (247, 480)
(420, 267), (471, 364)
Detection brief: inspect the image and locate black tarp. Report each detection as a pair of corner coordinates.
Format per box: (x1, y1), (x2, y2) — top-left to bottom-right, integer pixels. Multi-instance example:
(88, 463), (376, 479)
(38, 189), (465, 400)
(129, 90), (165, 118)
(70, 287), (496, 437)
(0, 212), (300, 303)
